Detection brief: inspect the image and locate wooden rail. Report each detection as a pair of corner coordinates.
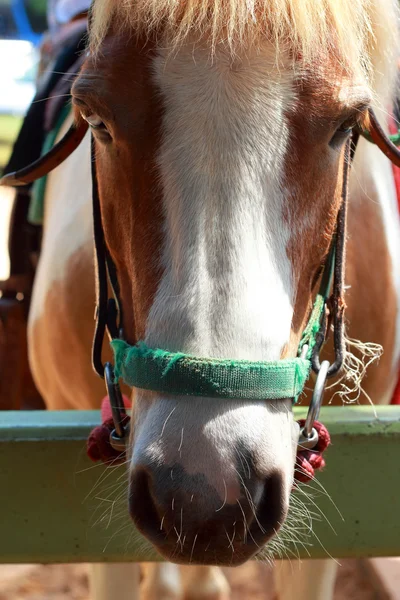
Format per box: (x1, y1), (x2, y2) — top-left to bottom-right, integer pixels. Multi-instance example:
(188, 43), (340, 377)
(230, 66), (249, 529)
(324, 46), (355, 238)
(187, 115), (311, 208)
(0, 406), (399, 563)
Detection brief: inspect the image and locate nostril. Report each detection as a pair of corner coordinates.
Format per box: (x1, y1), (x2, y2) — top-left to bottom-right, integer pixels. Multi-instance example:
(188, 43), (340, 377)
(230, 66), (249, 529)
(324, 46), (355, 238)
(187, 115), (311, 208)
(129, 468), (166, 545)
(253, 470), (287, 537)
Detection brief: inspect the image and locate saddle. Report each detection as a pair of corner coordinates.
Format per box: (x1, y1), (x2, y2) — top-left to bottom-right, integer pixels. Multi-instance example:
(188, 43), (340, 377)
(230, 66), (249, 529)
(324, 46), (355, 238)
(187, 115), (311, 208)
(0, 18), (87, 410)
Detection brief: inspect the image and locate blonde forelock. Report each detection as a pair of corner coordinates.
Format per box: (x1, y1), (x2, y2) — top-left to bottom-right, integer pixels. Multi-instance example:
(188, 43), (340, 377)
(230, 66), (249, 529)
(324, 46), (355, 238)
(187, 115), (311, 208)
(90, 0), (399, 98)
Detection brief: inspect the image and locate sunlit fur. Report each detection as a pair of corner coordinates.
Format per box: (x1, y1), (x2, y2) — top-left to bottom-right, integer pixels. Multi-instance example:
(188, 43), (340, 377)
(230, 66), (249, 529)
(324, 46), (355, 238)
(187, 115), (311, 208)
(91, 0), (398, 97)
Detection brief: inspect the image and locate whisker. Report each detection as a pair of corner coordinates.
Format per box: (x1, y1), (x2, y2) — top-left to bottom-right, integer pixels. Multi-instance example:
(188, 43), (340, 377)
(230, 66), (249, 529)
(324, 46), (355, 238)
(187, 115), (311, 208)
(233, 466), (266, 535)
(160, 406), (177, 438)
(189, 533), (198, 563)
(215, 479), (228, 512)
(102, 522), (132, 553)
(236, 499), (249, 544)
(224, 526), (235, 552)
(83, 460), (129, 503)
(178, 427), (184, 457)
(292, 481), (335, 529)
(31, 93), (72, 104)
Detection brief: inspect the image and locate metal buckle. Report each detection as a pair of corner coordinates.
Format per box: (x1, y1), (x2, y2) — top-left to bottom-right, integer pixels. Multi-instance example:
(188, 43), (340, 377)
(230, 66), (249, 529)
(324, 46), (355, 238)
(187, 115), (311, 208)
(298, 360), (330, 450)
(104, 362), (129, 452)
(109, 425), (130, 453)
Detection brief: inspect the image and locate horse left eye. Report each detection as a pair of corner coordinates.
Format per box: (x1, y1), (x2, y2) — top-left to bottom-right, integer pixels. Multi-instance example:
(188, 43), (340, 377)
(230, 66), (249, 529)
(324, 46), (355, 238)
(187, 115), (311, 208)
(82, 113), (105, 130)
(329, 120), (355, 149)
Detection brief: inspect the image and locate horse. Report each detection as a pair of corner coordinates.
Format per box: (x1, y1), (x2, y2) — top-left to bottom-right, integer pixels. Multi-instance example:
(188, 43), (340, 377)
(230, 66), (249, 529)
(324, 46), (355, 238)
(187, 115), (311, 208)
(3, 0), (400, 598)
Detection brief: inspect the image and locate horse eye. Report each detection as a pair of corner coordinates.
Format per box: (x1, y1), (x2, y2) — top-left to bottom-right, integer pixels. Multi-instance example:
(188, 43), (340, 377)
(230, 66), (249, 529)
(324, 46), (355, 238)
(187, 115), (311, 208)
(82, 113), (105, 130)
(329, 118), (355, 149)
(337, 123), (353, 135)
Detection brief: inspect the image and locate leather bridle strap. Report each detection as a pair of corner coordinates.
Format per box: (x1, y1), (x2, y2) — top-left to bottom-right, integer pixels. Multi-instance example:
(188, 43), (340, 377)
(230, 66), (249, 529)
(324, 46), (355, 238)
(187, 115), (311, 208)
(310, 138), (352, 377)
(91, 137), (124, 378)
(363, 108), (400, 168)
(1, 120), (89, 187)
(91, 137), (110, 377)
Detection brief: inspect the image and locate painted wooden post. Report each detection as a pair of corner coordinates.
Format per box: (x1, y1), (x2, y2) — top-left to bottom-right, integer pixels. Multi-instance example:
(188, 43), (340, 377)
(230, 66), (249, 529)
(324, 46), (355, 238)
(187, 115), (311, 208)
(0, 406), (399, 563)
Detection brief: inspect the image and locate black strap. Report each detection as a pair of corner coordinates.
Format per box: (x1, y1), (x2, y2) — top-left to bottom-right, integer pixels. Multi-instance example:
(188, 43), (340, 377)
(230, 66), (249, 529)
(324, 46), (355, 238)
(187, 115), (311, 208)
(329, 140), (351, 376)
(311, 138), (354, 377)
(91, 136), (123, 378)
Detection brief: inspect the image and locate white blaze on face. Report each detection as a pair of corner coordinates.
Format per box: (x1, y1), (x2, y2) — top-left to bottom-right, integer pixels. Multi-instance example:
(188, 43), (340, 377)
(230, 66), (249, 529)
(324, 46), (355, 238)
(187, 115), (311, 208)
(131, 43), (299, 504)
(147, 42), (296, 361)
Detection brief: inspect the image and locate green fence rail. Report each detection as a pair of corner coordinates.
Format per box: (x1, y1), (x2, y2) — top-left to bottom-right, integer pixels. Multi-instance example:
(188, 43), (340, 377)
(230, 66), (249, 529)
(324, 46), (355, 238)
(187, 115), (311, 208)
(0, 406), (399, 564)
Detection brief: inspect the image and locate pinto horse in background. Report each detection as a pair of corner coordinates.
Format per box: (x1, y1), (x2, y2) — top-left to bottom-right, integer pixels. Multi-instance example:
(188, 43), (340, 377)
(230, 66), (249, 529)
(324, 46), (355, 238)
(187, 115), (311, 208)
(14, 0), (400, 598)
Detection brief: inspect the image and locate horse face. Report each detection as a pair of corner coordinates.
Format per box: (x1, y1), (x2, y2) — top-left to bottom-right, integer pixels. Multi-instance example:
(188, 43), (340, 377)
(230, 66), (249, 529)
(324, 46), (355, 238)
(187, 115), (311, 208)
(72, 33), (370, 564)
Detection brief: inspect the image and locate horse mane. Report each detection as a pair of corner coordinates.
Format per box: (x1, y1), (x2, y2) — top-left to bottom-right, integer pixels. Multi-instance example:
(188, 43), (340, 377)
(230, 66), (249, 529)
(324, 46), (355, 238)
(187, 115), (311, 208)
(91, 0), (399, 96)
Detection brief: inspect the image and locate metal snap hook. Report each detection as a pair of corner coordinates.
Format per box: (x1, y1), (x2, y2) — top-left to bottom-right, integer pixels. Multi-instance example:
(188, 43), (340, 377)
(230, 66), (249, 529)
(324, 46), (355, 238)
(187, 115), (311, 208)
(300, 344), (309, 360)
(110, 422), (130, 452)
(298, 427), (319, 450)
(298, 360), (330, 450)
(104, 362), (128, 450)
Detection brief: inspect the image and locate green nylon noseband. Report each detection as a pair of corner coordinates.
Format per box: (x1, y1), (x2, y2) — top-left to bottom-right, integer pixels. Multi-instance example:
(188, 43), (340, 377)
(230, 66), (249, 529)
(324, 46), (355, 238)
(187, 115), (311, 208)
(111, 339), (311, 402)
(111, 286), (328, 403)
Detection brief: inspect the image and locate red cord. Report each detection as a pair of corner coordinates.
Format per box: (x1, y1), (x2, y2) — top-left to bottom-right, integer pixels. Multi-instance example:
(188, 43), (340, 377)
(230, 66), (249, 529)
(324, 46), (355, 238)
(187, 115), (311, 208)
(294, 420), (331, 483)
(87, 396), (131, 465)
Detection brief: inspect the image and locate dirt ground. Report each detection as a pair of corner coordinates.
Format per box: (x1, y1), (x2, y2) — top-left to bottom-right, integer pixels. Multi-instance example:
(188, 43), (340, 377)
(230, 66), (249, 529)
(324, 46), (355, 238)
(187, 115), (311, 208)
(0, 559), (384, 600)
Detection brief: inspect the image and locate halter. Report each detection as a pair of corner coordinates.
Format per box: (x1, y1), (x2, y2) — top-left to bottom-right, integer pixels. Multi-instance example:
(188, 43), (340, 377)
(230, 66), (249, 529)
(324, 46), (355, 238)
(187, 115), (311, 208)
(2, 108), (399, 460)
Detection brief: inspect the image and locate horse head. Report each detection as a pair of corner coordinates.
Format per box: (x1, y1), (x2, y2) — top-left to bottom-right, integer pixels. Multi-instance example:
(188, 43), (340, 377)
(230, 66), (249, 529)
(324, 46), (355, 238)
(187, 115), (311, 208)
(22, 0), (400, 567)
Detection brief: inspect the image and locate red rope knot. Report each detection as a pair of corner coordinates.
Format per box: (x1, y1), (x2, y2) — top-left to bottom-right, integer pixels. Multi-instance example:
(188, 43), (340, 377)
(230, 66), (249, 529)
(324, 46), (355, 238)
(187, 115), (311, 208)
(87, 395), (131, 464)
(294, 420), (331, 483)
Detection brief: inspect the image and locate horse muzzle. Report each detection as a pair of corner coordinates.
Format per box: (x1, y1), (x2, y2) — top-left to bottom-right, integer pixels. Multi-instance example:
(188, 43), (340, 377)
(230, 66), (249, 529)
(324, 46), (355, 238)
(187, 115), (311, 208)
(128, 461), (288, 566)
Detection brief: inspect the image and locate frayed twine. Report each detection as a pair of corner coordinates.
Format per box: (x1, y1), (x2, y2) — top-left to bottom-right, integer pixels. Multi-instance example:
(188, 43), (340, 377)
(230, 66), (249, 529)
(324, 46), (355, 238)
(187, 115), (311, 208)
(326, 335), (383, 408)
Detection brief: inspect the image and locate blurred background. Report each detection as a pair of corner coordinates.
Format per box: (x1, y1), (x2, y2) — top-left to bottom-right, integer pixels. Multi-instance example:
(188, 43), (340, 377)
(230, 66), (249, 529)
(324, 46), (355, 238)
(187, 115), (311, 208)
(0, 0), (46, 174)
(0, 0), (46, 282)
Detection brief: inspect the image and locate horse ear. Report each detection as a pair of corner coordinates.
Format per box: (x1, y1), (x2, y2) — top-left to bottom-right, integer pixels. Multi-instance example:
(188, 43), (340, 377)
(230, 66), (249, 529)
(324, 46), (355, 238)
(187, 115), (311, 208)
(366, 108), (400, 168)
(0, 120), (89, 187)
